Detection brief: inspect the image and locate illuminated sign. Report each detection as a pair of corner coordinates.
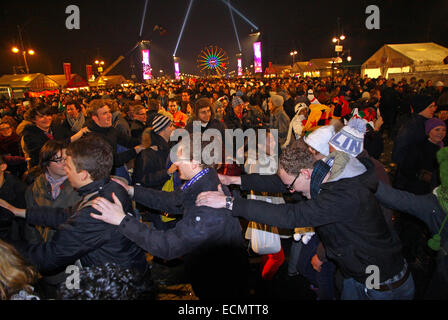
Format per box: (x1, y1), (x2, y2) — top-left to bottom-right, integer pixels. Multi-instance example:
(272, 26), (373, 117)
(253, 42), (262, 73)
(237, 58), (243, 77)
(142, 49), (152, 80)
(174, 62), (180, 80)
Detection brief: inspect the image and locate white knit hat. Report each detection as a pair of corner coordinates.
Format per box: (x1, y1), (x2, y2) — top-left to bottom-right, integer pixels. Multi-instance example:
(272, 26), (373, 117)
(303, 125), (335, 156)
(329, 118), (366, 157)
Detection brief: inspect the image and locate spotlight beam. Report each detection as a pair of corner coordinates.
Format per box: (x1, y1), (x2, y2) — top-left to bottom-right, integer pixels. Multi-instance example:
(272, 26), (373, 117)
(227, 0), (241, 52)
(219, 0), (258, 30)
(173, 0), (195, 57)
(139, 0), (149, 38)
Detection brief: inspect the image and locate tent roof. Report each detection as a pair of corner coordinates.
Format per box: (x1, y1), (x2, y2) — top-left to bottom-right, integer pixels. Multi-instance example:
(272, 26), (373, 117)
(47, 74), (72, 86)
(47, 74), (89, 88)
(0, 73), (44, 87)
(292, 61), (319, 73)
(386, 42), (448, 65)
(362, 42), (448, 68)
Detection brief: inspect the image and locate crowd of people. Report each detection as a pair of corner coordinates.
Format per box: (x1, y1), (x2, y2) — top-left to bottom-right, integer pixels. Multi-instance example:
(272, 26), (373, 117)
(0, 72), (446, 300)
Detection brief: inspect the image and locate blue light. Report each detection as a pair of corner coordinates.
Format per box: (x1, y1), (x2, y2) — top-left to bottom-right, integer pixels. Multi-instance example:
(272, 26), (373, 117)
(227, 0), (242, 52)
(139, 0), (149, 38)
(173, 0), (195, 57)
(219, 0), (258, 30)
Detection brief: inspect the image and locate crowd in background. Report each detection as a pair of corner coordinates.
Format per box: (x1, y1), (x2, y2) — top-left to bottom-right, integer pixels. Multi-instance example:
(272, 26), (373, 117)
(0, 72), (447, 300)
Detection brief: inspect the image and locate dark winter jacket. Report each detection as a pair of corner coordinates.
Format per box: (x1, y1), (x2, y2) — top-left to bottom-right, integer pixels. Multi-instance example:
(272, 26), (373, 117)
(20, 178), (147, 274)
(224, 106), (242, 130)
(133, 132), (170, 190)
(233, 158), (404, 283)
(130, 119), (146, 140)
(364, 130), (384, 160)
(120, 168), (249, 299)
(0, 133), (22, 156)
(86, 122), (140, 168)
(242, 105), (265, 130)
(397, 139), (441, 194)
(185, 119), (226, 137)
(392, 114), (427, 166)
(0, 173), (27, 241)
(21, 125), (56, 168)
(375, 182), (448, 280)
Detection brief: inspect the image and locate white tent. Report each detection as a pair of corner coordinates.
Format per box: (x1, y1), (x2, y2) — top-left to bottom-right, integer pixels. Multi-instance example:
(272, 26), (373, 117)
(361, 42), (448, 78)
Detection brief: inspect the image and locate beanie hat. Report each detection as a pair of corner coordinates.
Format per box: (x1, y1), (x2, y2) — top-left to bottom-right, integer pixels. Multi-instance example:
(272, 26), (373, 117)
(270, 94), (284, 107)
(303, 125), (335, 156)
(232, 96), (244, 108)
(410, 95), (435, 114)
(427, 147), (448, 251)
(329, 118), (366, 157)
(425, 118), (446, 135)
(152, 114), (171, 134)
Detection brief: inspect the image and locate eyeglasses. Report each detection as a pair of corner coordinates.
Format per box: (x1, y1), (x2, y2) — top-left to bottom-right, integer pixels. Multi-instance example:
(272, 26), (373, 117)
(50, 156), (66, 164)
(286, 172), (301, 192)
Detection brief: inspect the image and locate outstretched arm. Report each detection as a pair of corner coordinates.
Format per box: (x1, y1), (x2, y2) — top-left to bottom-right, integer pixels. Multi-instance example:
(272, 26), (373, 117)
(91, 194), (225, 260)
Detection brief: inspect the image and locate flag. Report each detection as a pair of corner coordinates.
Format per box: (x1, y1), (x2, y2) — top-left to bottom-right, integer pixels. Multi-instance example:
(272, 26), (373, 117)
(63, 63), (71, 81)
(153, 25), (167, 36)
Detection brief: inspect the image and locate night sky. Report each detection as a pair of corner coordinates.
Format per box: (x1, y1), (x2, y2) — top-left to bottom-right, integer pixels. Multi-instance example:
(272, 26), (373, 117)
(0, 0), (446, 81)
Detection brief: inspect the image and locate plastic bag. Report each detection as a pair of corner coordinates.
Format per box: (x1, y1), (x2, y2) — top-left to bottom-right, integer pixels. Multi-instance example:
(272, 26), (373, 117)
(161, 175), (175, 222)
(245, 221), (281, 255)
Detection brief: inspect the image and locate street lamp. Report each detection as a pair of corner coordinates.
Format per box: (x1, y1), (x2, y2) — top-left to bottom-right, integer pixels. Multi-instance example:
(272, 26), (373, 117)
(94, 60), (105, 74)
(11, 46), (35, 74)
(290, 50), (298, 66)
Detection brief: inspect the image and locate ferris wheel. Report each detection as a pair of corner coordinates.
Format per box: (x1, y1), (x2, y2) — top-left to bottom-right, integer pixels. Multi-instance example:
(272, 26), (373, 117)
(197, 45), (230, 76)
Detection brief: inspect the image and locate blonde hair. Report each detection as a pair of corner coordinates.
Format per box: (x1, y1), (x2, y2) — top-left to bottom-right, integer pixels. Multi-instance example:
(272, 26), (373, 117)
(0, 240), (37, 300)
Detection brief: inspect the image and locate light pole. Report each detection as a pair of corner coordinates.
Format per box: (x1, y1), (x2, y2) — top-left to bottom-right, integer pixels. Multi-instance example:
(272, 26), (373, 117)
(11, 25), (35, 74)
(95, 60), (105, 75)
(331, 34), (346, 79)
(290, 50), (298, 67)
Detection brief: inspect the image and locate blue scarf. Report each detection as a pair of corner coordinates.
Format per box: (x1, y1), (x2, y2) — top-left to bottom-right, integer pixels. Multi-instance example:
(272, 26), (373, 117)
(181, 168), (210, 191)
(310, 157), (334, 199)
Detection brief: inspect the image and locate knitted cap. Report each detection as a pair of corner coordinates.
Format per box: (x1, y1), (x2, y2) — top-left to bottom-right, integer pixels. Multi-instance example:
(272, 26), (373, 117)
(152, 114), (171, 134)
(425, 118), (446, 135)
(303, 125), (335, 156)
(329, 118), (366, 157)
(232, 96), (244, 108)
(410, 95), (435, 114)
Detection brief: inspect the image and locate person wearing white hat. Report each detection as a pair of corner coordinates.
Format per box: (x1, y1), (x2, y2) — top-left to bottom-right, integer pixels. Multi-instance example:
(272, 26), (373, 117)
(303, 125), (336, 160)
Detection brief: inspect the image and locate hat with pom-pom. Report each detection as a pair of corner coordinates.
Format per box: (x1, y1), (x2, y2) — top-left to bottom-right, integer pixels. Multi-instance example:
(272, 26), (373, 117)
(329, 118), (366, 157)
(427, 147), (448, 251)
